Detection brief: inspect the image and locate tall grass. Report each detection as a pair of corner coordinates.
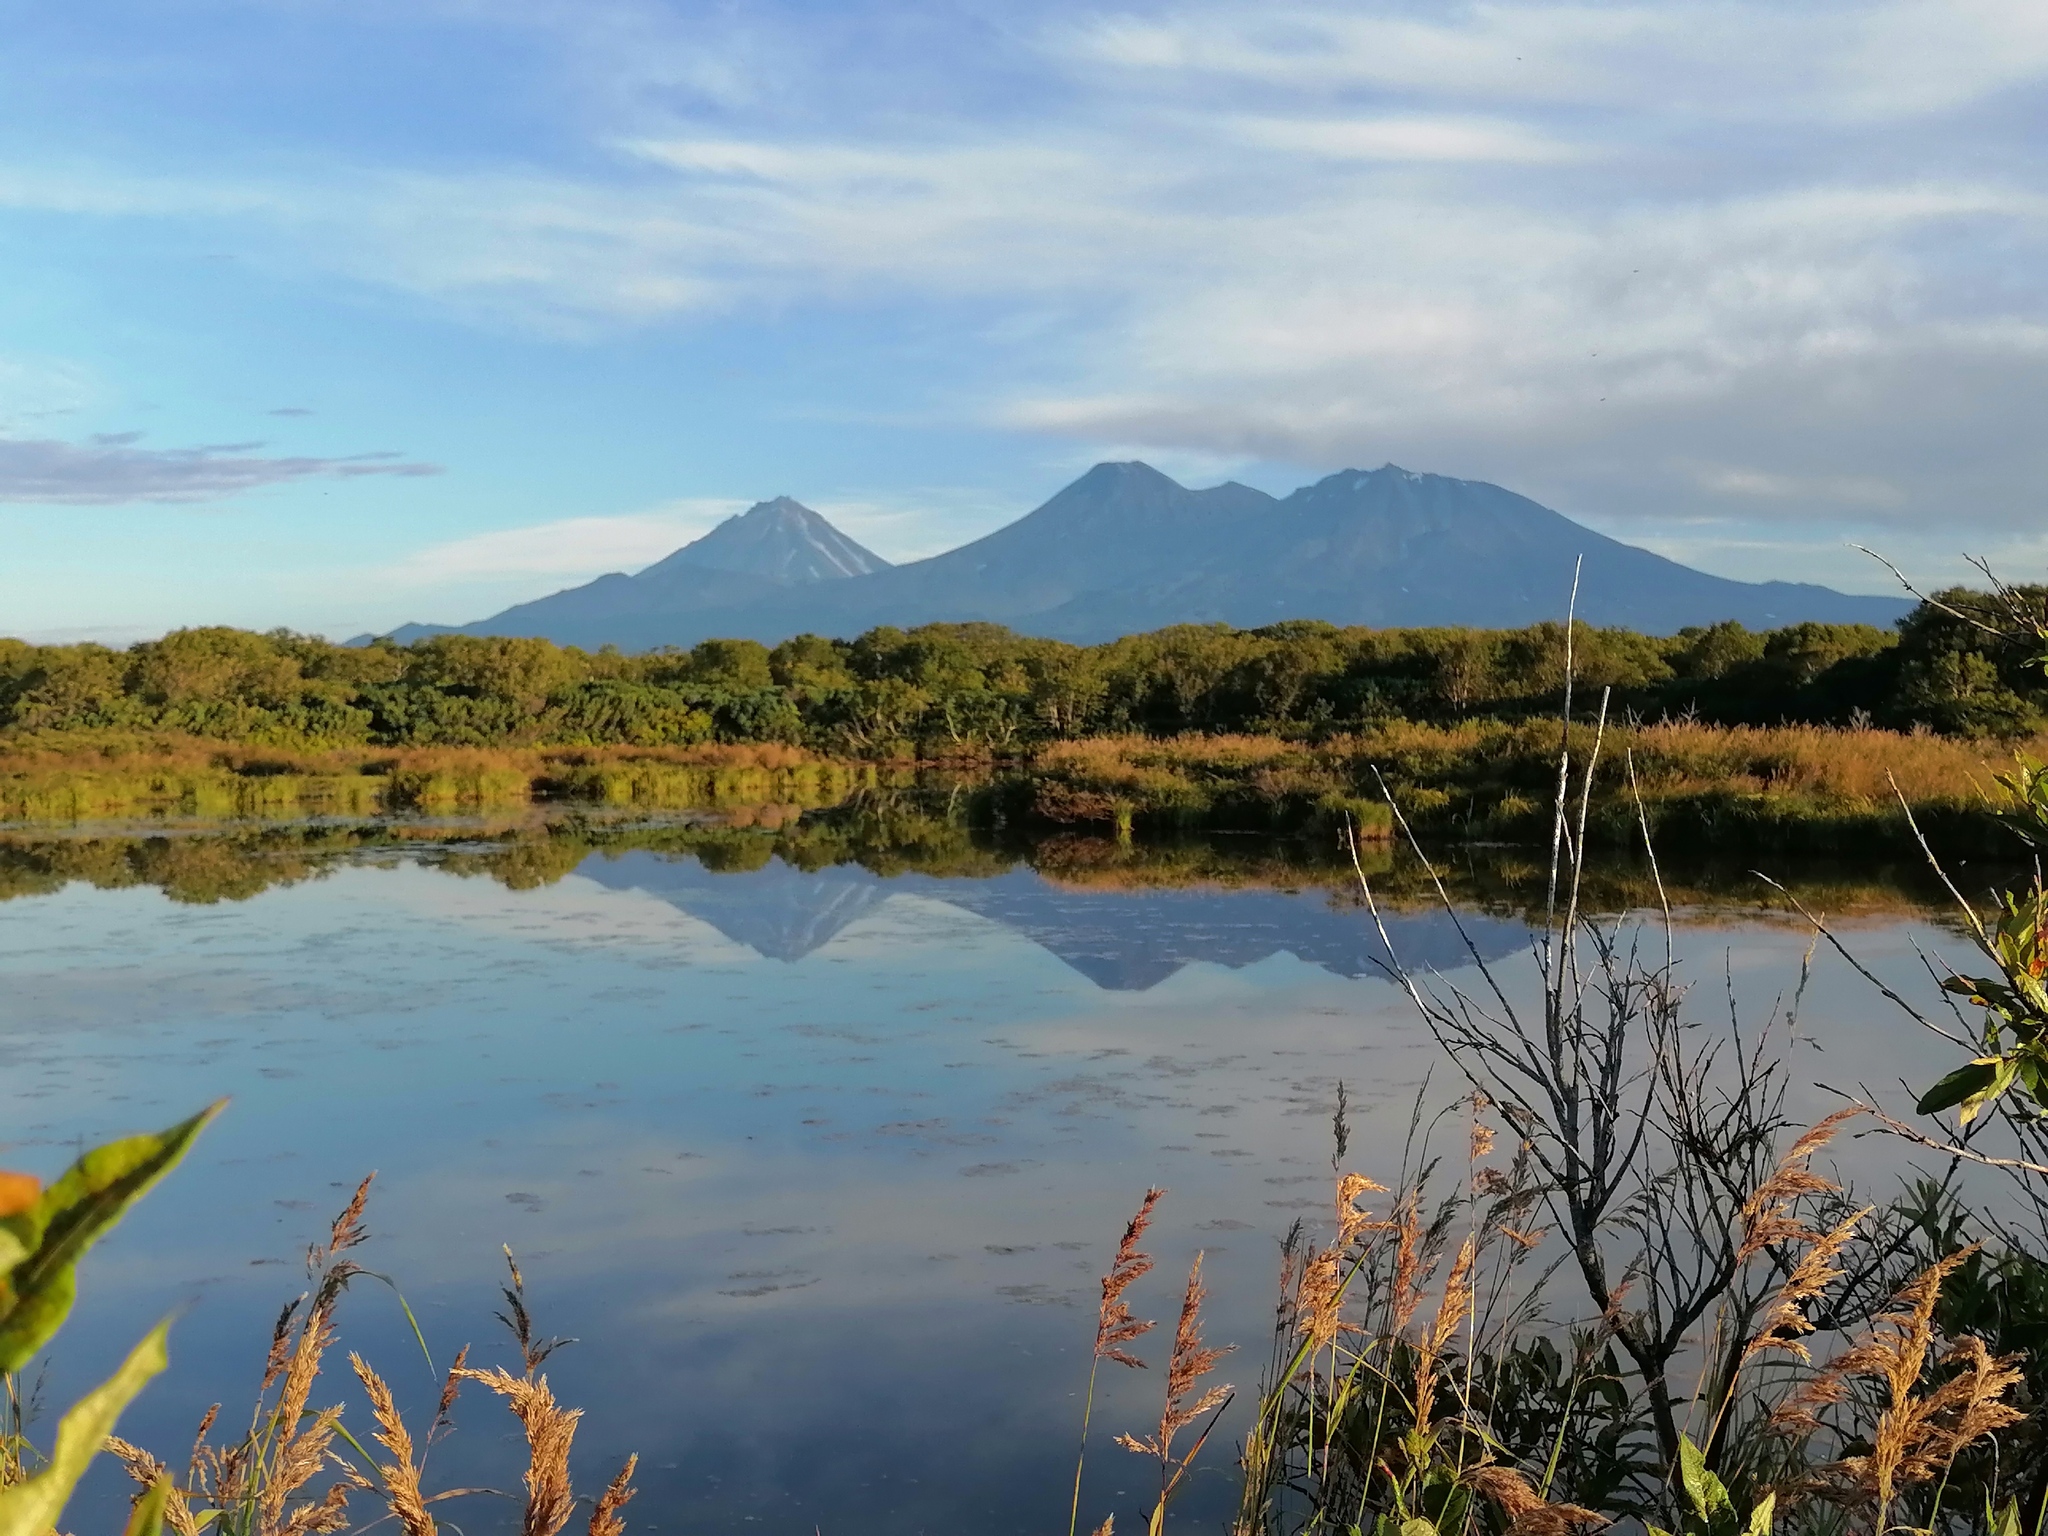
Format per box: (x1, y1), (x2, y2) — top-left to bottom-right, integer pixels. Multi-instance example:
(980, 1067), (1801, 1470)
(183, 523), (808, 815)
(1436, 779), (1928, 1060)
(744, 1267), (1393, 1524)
(1020, 721), (2044, 851)
(8, 715), (2031, 852)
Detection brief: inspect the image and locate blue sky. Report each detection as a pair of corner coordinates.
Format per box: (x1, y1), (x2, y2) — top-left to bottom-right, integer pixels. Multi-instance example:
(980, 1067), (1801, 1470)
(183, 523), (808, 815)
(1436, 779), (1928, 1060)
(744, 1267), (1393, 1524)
(4, 0), (2046, 641)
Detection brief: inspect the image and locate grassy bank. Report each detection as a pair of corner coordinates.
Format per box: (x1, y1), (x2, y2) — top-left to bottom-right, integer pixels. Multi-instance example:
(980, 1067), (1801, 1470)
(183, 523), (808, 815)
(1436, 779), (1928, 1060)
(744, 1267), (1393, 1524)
(1005, 719), (2047, 854)
(3, 719), (2039, 864)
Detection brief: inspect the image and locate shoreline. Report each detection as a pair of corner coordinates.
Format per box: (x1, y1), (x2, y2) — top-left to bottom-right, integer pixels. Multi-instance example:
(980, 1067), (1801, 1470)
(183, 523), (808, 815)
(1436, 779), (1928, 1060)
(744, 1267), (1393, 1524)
(0, 722), (2037, 860)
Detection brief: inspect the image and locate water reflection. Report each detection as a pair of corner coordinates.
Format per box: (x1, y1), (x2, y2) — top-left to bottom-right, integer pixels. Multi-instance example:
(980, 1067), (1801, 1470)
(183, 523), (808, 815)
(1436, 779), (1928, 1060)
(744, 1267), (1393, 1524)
(0, 814), (1988, 1534)
(574, 853), (1531, 989)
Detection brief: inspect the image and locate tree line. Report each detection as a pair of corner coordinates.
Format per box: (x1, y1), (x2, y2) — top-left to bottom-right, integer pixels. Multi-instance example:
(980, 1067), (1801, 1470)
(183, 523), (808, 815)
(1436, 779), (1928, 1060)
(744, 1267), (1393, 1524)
(2, 586), (2044, 753)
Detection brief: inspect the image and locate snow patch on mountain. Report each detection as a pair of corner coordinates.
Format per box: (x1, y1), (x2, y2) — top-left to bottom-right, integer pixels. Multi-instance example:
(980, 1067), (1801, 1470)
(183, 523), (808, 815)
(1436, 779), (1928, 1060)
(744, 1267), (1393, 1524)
(638, 497), (890, 585)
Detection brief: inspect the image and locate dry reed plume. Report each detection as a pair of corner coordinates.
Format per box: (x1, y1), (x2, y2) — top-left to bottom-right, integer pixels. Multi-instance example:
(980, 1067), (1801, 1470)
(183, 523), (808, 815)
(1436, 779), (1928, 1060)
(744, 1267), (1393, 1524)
(103, 1178), (638, 1536)
(349, 1355), (435, 1536)
(458, 1367), (581, 1536)
(1096, 1189), (1165, 1369)
(1408, 1236), (1477, 1437)
(1116, 1252), (1234, 1536)
(1070, 1189), (1164, 1536)
(1295, 1173), (1390, 1357)
(1463, 1463), (1606, 1536)
(1807, 1247), (2026, 1522)
(588, 1455), (639, 1536)
(1732, 1109), (1873, 1369)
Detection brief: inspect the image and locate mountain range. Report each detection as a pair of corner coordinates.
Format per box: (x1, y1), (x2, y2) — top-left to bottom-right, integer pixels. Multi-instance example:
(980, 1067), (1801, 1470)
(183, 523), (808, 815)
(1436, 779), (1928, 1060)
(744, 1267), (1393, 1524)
(375, 463), (1909, 648)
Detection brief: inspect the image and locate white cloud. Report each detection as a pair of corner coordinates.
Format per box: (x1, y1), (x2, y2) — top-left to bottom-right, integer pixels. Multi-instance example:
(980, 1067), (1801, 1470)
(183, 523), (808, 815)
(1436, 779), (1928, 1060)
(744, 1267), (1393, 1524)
(1232, 115), (1588, 163)
(382, 500), (747, 585)
(1062, 1), (2048, 123)
(1690, 465), (1907, 508)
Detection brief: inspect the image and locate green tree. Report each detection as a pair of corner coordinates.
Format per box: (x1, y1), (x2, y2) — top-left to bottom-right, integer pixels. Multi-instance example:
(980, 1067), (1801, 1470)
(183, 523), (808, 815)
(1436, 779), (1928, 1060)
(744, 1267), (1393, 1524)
(689, 637), (774, 692)
(1668, 622), (1766, 681)
(4, 646), (138, 730)
(403, 635), (586, 717)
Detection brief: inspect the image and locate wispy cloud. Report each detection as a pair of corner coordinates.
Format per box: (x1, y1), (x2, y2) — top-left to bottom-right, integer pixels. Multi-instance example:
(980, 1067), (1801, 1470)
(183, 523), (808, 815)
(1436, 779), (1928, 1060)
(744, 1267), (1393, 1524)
(382, 502), (747, 585)
(1231, 115), (1588, 163)
(0, 433), (442, 504)
(1062, 1), (2048, 121)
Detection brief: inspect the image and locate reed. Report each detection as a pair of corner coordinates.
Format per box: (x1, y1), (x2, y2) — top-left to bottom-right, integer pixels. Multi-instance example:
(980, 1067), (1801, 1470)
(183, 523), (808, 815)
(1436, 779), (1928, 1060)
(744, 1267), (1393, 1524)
(1069, 1189), (1165, 1536)
(99, 1181), (638, 1536)
(1018, 722), (2043, 850)
(1113, 1252), (1234, 1536)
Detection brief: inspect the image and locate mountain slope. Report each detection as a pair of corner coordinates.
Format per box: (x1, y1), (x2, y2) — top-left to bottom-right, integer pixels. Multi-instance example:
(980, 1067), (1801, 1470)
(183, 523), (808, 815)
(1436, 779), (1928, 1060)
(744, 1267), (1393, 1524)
(387, 463), (1908, 648)
(367, 496), (888, 648)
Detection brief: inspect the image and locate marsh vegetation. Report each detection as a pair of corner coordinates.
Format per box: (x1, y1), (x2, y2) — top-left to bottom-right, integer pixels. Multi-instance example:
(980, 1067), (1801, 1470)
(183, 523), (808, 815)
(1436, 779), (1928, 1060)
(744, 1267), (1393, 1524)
(3, 584), (2046, 845)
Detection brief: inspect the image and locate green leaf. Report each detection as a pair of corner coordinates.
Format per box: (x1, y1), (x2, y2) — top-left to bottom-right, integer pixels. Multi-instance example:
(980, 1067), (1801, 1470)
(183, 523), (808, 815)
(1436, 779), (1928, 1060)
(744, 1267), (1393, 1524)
(1677, 1435), (1728, 1520)
(1992, 1497), (2021, 1536)
(122, 1474), (173, 1536)
(1745, 1490), (1775, 1536)
(1960, 1057), (2022, 1127)
(0, 1101), (221, 1372)
(0, 1321), (170, 1536)
(1917, 1060), (2001, 1117)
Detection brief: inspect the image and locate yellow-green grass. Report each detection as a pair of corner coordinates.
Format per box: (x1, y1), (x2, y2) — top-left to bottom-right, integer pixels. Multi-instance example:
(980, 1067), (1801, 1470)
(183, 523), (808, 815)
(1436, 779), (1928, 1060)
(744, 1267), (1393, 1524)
(1016, 721), (2048, 852)
(0, 732), (871, 824)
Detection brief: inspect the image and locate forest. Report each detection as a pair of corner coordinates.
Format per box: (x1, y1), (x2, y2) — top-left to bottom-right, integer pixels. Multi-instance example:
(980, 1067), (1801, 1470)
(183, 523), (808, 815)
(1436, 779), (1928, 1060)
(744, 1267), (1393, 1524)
(3, 586), (2045, 755)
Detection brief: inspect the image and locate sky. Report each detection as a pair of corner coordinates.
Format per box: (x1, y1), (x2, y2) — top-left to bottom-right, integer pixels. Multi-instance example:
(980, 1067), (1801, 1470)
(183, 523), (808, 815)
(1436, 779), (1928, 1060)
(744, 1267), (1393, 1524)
(3, 0), (2046, 642)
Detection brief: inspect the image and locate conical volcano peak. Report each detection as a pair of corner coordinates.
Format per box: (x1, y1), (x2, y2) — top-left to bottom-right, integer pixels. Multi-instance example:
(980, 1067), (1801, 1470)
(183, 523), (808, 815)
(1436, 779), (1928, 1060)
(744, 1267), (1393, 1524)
(639, 497), (890, 584)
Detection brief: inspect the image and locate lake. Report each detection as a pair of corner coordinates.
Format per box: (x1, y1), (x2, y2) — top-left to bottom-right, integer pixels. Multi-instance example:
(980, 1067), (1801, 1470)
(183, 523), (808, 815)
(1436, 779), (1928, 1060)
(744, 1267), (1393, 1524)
(0, 812), (1988, 1533)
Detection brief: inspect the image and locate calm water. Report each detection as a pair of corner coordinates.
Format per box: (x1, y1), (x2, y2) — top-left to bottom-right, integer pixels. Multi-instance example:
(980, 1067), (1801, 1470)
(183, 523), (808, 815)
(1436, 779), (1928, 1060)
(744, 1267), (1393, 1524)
(0, 822), (1981, 1533)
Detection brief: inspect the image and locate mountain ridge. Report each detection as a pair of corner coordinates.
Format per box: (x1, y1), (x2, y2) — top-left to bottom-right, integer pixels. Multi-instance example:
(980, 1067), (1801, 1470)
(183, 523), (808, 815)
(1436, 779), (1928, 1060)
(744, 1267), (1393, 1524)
(367, 462), (1909, 648)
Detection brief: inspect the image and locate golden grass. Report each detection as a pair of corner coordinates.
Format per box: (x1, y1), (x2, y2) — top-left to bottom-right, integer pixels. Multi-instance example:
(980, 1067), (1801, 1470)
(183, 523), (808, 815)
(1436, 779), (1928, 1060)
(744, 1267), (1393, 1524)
(103, 1178), (641, 1536)
(5, 716), (2033, 852)
(1036, 721), (2044, 805)
(1020, 722), (2048, 849)
(1094, 1189), (1163, 1370)
(1810, 1247), (2026, 1522)
(50, 1104), (2039, 1536)
(1070, 1188), (1164, 1536)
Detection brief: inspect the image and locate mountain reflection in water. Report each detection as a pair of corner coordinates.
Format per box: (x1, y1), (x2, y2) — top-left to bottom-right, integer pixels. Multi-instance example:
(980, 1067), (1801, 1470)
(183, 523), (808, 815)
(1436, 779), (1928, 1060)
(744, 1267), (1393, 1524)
(575, 851), (1531, 989)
